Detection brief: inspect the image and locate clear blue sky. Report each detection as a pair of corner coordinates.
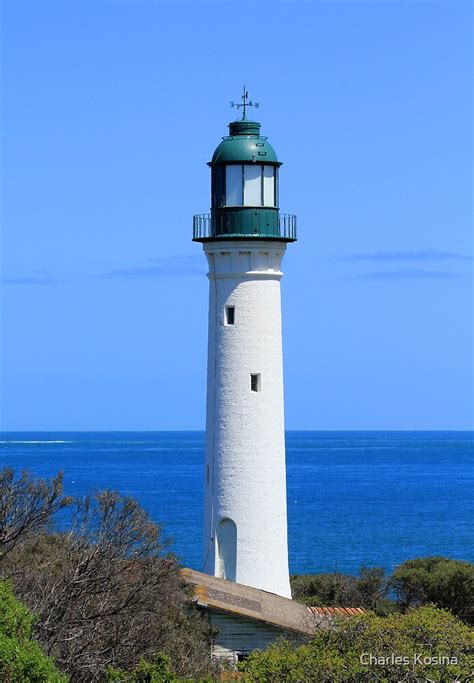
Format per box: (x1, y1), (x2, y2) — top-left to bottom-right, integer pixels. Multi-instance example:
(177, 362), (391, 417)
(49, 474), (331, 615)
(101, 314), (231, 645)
(1, 1), (472, 430)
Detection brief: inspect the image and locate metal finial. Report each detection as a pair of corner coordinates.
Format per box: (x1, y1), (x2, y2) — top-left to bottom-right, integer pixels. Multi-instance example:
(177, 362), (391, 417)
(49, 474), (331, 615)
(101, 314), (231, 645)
(230, 85), (259, 120)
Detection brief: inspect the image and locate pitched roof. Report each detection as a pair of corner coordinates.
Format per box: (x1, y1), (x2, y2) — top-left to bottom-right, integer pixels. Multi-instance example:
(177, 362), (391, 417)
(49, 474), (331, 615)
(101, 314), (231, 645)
(181, 568), (327, 636)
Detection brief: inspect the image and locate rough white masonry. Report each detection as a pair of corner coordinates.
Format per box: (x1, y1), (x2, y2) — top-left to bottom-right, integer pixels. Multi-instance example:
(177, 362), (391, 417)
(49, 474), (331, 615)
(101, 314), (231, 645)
(202, 240), (291, 599)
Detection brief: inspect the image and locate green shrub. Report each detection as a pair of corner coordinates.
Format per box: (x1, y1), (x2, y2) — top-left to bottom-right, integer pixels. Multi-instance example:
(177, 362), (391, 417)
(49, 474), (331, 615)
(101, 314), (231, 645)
(291, 558), (474, 621)
(0, 580), (67, 682)
(106, 653), (215, 682)
(390, 556), (474, 622)
(291, 566), (393, 615)
(239, 606), (474, 682)
(106, 654), (179, 682)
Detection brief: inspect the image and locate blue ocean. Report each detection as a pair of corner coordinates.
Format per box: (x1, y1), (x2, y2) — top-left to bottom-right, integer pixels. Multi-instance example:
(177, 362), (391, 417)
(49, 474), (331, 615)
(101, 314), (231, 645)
(0, 431), (472, 575)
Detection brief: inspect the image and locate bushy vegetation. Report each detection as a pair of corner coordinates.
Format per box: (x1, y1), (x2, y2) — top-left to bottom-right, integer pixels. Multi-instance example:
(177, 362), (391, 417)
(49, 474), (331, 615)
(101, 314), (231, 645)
(0, 580), (67, 682)
(291, 558), (474, 622)
(238, 606), (474, 682)
(291, 566), (393, 614)
(106, 653), (217, 682)
(390, 555), (474, 622)
(0, 468), (217, 682)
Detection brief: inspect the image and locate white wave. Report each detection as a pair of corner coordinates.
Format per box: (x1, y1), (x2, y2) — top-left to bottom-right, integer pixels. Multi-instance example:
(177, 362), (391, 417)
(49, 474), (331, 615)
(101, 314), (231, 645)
(0, 440), (72, 444)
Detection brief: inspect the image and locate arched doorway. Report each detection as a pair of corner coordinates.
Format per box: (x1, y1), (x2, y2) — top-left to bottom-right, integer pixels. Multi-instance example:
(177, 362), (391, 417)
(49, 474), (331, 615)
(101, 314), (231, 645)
(216, 517), (237, 581)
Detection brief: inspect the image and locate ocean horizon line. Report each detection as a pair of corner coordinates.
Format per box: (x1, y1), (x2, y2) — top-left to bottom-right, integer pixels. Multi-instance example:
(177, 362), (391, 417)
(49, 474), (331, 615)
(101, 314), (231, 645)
(1, 429), (473, 435)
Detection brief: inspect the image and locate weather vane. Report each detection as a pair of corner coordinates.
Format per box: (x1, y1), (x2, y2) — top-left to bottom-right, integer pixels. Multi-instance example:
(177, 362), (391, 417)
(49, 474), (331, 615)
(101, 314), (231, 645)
(230, 86), (259, 120)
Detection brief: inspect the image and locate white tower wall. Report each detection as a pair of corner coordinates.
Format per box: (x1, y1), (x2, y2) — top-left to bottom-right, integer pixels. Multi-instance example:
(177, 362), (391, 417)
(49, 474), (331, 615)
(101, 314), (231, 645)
(202, 240), (291, 598)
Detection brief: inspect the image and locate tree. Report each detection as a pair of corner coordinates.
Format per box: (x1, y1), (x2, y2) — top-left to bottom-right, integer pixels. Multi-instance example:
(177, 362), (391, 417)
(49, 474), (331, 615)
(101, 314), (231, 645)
(291, 566), (392, 614)
(290, 572), (361, 607)
(357, 566), (391, 614)
(238, 606), (474, 682)
(390, 556), (474, 622)
(0, 469), (216, 682)
(0, 580), (67, 682)
(0, 468), (71, 562)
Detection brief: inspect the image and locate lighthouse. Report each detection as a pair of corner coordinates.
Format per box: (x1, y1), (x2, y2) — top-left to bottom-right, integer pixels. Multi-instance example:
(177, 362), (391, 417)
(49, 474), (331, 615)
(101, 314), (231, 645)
(193, 90), (296, 599)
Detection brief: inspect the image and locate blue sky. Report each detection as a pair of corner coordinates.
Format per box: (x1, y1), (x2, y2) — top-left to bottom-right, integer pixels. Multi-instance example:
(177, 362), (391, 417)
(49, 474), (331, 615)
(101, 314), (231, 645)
(1, 0), (472, 430)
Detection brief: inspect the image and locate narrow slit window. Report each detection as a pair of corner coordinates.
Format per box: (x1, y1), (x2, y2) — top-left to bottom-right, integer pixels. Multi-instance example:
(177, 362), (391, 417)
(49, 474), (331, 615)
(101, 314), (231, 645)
(250, 374), (261, 392)
(225, 306), (235, 325)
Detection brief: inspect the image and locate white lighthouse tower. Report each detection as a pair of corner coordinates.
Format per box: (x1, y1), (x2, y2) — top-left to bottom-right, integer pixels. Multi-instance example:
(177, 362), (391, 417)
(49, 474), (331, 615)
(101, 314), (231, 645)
(193, 90), (296, 599)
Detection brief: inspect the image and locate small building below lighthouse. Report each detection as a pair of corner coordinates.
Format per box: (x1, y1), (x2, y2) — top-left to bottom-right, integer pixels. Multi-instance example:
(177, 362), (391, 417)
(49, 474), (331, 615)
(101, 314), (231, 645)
(193, 90), (296, 599)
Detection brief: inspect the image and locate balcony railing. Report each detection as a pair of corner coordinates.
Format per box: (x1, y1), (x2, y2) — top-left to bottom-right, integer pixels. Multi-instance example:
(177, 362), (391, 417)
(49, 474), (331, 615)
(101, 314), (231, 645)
(193, 214), (211, 240)
(192, 213), (297, 241)
(279, 213), (297, 240)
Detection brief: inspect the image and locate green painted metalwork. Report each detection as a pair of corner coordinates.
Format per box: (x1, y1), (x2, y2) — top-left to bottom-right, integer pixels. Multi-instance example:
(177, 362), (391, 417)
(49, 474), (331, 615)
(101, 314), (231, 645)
(230, 85), (259, 121)
(210, 130), (280, 166)
(210, 89), (279, 166)
(213, 207), (279, 237)
(193, 97), (297, 243)
(193, 213), (297, 242)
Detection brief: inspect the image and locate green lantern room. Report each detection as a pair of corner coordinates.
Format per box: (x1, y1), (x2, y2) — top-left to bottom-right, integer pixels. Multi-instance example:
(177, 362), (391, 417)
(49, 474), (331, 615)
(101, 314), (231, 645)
(193, 90), (297, 243)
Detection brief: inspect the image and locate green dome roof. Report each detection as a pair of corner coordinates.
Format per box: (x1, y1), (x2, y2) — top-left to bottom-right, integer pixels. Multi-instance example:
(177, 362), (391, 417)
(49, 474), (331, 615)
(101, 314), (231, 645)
(209, 119), (281, 167)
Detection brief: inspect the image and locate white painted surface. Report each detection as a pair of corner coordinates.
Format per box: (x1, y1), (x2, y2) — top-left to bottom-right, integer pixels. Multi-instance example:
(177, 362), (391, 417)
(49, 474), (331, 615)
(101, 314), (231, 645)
(202, 240), (291, 598)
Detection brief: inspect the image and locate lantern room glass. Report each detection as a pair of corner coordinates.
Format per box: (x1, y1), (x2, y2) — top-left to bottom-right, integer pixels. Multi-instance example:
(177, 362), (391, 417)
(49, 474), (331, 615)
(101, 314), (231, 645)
(222, 165), (277, 208)
(225, 165), (243, 206)
(263, 166), (275, 206)
(243, 165), (261, 206)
